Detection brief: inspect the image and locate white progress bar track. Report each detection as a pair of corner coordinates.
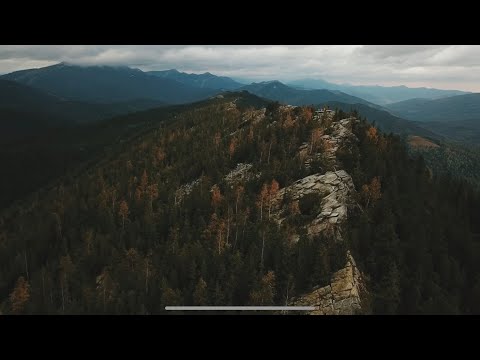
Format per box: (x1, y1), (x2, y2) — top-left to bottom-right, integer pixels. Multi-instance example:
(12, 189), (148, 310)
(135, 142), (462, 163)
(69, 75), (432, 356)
(165, 306), (315, 311)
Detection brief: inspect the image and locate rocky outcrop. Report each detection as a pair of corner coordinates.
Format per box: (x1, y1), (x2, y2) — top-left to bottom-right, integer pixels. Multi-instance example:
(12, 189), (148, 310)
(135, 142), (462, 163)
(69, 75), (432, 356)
(272, 170), (355, 238)
(175, 178), (201, 204)
(291, 252), (364, 315)
(307, 171), (355, 237)
(224, 163), (260, 186)
(225, 99), (238, 111)
(278, 114), (367, 314)
(241, 107), (266, 126)
(271, 114), (357, 242)
(176, 163), (260, 204)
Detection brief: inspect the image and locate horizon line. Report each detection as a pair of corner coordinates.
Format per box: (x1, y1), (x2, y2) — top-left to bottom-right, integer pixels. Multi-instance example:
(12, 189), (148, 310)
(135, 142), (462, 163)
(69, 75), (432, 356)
(1, 61), (475, 93)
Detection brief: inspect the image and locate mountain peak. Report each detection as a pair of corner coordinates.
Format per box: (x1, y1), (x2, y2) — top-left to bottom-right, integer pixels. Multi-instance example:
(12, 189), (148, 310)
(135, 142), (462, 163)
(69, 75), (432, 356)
(265, 80), (284, 85)
(147, 69), (243, 90)
(252, 80), (287, 88)
(1, 63), (216, 103)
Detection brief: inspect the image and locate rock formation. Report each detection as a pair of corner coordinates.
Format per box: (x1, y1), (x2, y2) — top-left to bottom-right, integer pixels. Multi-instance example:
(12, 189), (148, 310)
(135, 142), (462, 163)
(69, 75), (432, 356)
(281, 111), (367, 314)
(290, 252), (365, 315)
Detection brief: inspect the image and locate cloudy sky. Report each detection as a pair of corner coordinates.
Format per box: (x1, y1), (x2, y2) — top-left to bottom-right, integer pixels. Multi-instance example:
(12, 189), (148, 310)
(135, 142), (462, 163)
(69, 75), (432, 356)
(1, 45), (479, 91)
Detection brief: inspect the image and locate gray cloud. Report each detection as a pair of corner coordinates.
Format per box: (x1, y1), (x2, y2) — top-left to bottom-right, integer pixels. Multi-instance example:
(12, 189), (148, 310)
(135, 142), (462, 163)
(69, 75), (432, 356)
(0, 45), (479, 91)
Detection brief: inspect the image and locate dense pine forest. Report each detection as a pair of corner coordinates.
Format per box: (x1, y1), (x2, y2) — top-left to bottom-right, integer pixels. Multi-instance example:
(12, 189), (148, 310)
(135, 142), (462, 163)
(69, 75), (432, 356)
(1, 92), (479, 314)
(340, 119), (480, 313)
(408, 141), (480, 189)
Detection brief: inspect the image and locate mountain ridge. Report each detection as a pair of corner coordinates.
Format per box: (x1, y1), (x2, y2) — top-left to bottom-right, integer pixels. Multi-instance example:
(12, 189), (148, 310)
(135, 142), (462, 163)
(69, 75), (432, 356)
(239, 81), (383, 109)
(386, 93), (480, 122)
(147, 69), (244, 90)
(2, 63), (218, 104)
(288, 78), (470, 105)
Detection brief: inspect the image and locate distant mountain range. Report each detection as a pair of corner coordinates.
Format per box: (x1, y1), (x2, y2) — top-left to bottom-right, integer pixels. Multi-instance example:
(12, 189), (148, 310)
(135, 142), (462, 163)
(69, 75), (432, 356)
(2, 62), (478, 148)
(239, 80), (381, 108)
(384, 94), (480, 146)
(3, 63), (471, 108)
(1, 63), (217, 104)
(148, 69), (244, 90)
(385, 94), (480, 122)
(288, 78), (469, 105)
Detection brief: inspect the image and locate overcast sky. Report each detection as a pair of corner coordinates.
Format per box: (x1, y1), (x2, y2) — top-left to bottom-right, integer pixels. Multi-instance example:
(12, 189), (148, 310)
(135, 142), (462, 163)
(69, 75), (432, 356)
(1, 45), (479, 91)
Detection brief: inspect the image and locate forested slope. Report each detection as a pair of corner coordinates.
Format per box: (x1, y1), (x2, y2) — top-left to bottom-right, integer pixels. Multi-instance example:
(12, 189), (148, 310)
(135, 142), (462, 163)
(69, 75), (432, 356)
(1, 93), (479, 314)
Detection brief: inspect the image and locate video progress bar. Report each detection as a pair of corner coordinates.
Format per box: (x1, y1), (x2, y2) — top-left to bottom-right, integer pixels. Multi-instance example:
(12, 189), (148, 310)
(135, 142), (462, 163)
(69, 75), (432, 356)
(165, 306), (315, 311)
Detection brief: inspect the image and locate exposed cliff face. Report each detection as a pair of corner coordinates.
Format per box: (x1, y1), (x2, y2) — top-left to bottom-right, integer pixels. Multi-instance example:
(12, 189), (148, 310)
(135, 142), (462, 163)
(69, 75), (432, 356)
(291, 252), (365, 314)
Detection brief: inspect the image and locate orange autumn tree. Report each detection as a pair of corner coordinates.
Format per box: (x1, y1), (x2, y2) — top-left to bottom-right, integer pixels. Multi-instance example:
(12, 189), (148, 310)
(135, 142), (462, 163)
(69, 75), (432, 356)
(155, 147), (166, 165)
(118, 200), (129, 229)
(10, 276), (30, 314)
(216, 218), (227, 254)
(283, 111), (295, 129)
(214, 132), (221, 148)
(234, 185), (245, 245)
(249, 271), (276, 305)
(257, 179), (281, 220)
(248, 127), (254, 142)
(205, 213), (219, 238)
(211, 185), (223, 210)
(147, 184), (159, 201)
(303, 106), (314, 123)
(96, 268), (115, 312)
(206, 213), (227, 254)
(367, 126), (378, 143)
(310, 128), (324, 154)
(134, 170), (149, 203)
(377, 135), (388, 153)
(362, 177), (382, 208)
(268, 179), (280, 219)
(140, 170), (148, 192)
(229, 137), (237, 159)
